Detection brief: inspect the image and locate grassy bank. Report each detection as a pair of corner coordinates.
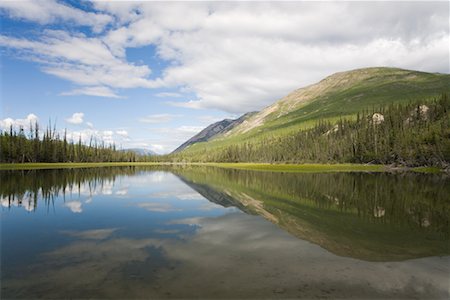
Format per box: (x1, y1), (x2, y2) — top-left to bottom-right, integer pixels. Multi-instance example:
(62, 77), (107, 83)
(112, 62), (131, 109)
(0, 162), (442, 173)
(200, 163), (386, 173)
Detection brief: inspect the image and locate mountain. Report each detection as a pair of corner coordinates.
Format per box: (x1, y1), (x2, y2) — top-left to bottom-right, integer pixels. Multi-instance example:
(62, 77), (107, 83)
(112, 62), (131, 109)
(124, 148), (158, 156)
(172, 112), (256, 153)
(172, 67), (450, 165)
(226, 67), (449, 137)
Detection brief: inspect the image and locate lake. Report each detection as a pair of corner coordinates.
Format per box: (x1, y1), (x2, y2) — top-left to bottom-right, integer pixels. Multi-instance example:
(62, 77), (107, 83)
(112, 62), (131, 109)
(1, 166), (449, 299)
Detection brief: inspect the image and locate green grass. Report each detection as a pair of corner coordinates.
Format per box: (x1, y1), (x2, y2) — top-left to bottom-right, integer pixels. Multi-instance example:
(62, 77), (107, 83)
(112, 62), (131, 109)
(1, 162), (440, 173)
(412, 166), (442, 174)
(200, 163), (385, 173)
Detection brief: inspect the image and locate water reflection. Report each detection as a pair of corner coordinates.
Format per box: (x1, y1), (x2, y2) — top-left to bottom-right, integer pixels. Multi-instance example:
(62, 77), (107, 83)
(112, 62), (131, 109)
(1, 167), (128, 213)
(173, 166), (449, 261)
(1, 167), (449, 299)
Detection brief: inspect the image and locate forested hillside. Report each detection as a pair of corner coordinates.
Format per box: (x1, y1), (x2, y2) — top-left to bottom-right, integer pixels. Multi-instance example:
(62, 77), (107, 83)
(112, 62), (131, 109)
(171, 67), (450, 166)
(172, 94), (450, 166)
(227, 67), (450, 138)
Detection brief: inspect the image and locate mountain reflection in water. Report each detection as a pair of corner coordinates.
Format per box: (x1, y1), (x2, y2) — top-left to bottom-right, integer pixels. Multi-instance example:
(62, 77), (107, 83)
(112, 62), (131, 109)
(1, 167), (449, 299)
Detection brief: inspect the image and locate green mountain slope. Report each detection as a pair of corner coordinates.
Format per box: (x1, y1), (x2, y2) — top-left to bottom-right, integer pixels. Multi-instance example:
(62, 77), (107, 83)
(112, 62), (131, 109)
(172, 67), (450, 164)
(227, 67), (449, 137)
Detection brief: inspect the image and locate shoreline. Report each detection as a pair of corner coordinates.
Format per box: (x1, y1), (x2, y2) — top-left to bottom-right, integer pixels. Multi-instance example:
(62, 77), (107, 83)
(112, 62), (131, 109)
(0, 162), (443, 173)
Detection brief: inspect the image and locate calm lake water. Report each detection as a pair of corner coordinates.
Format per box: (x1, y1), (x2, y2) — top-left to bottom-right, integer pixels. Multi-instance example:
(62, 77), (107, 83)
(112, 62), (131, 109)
(1, 166), (449, 299)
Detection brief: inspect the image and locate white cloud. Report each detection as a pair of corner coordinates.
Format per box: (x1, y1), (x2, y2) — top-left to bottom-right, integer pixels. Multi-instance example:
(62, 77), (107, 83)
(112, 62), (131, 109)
(60, 86), (121, 98)
(115, 130), (128, 137)
(149, 144), (165, 153)
(151, 2), (448, 113)
(99, 1), (448, 113)
(155, 92), (182, 98)
(157, 125), (204, 137)
(102, 130), (114, 144)
(0, 113), (38, 131)
(0, 1), (448, 113)
(124, 125), (205, 154)
(0, 30), (162, 97)
(64, 127), (132, 147)
(197, 115), (229, 124)
(93, 1), (141, 24)
(0, 0), (112, 32)
(66, 112), (84, 125)
(142, 125), (205, 153)
(122, 141), (169, 154)
(139, 114), (180, 124)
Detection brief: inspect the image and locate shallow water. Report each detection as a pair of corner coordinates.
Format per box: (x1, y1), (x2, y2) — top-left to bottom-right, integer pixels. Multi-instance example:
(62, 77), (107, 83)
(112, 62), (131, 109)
(1, 167), (449, 299)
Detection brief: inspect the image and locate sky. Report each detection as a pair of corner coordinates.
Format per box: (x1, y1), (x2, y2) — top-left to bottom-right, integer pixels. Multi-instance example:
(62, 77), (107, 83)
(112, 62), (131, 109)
(0, 0), (448, 154)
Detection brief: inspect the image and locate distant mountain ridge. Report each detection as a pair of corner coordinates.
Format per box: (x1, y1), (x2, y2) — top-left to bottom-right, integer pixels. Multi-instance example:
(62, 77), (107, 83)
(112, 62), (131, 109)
(124, 148), (158, 156)
(172, 112), (256, 153)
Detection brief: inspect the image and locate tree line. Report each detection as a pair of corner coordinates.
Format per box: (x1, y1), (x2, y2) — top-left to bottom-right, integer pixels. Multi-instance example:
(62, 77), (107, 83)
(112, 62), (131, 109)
(2, 94), (448, 166)
(0, 124), (141, 163)
(172, 94), (450, 167)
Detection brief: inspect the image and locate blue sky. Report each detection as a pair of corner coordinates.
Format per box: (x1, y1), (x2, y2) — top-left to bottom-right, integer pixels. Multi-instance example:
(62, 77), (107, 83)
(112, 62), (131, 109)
(1, 1), (448, 153)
